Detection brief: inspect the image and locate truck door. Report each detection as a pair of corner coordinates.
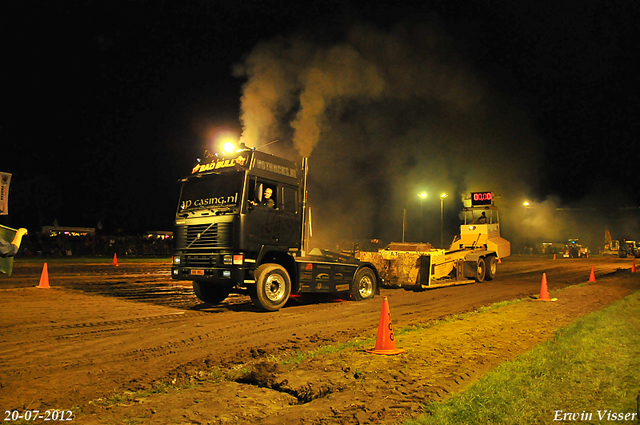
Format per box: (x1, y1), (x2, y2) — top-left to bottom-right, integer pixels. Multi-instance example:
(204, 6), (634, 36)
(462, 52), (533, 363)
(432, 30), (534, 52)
(277, 185), (301, 247)
(246, 179), (300, 248)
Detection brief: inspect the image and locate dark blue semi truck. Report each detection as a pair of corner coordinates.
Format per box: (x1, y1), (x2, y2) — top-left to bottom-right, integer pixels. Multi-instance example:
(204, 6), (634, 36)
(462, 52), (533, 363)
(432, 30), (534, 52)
(171, 145), (379, 311)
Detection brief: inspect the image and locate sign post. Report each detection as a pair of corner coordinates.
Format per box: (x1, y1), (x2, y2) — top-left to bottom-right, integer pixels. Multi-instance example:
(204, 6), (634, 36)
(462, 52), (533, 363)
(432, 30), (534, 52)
(1, 172), (11, 215)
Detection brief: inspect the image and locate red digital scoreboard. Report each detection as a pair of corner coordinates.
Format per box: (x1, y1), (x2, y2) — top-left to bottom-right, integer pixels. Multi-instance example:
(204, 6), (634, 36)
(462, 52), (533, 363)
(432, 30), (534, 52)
(471, 191), (493, 206)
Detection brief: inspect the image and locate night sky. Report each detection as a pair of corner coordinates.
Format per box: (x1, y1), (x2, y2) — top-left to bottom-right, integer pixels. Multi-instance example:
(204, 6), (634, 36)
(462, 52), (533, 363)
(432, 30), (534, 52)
(3, 1), (638, 247)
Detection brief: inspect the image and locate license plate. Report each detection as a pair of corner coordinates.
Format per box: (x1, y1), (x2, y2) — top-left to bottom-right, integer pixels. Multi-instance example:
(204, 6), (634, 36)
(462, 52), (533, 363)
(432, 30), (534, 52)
(191, 269), (205, 276)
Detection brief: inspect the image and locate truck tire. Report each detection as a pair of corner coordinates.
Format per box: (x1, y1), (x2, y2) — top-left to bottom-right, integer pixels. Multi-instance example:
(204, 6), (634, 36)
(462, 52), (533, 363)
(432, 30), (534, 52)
(619, 250), (628, 258)
(251, 263), (291, 311)
(485, 256), (497, 281)
(352, 267), (376, 301)
(474, 258), (486, 282)
(193, 282), (231, 304)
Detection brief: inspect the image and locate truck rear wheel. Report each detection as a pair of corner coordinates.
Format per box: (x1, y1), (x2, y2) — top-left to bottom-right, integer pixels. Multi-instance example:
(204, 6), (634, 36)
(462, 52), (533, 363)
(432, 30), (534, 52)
(193, 282), (231, 304)
(484, 256), (497, 281)
(352, 268), (376, 301)
(251, 264), (291, 311)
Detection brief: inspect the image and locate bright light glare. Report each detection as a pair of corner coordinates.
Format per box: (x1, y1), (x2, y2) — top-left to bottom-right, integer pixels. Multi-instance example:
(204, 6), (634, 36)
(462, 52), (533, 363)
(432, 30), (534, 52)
(440, 193), (448, 199)
(210, 129), (239, 154)
(523, 201), (530, 206)
(418, 192), (427, 199)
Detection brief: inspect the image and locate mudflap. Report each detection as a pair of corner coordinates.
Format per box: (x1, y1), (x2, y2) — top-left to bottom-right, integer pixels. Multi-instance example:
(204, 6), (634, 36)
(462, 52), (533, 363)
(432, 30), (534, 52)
(463, 260), (478, 280)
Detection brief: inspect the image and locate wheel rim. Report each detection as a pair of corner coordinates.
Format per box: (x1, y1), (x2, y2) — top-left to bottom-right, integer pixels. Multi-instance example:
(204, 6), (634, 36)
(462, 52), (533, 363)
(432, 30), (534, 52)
(357, 274), (374, 298)
(265, 274), (286, 302)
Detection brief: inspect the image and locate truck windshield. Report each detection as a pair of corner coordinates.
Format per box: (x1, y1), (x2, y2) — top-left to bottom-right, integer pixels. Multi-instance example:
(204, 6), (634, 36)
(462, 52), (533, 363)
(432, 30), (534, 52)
(177, 172), (243, 215)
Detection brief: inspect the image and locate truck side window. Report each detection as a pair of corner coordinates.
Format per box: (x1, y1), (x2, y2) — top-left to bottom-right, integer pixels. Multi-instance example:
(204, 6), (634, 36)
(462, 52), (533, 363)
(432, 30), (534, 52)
(282, 187), (297, 213)
(249, 179), (276, 208)
(261, 186), (276, 208)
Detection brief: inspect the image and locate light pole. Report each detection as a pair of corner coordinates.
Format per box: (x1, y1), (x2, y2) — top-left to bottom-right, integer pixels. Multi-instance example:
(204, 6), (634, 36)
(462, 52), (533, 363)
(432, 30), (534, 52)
(440, 193), (448, 248)
(402, 208), (407, 243)
(417, 192), (427, 242)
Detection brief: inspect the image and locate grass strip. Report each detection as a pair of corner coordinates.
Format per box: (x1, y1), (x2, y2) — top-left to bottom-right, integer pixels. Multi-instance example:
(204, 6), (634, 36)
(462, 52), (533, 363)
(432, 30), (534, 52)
(406, 291), (640, 425)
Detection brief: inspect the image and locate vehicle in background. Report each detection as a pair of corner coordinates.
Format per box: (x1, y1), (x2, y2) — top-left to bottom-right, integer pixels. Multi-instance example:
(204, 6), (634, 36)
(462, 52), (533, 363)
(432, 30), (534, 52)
(625, 240), (639, 258)
(601, 230), (628, 258)
(562, 239), (589, 258)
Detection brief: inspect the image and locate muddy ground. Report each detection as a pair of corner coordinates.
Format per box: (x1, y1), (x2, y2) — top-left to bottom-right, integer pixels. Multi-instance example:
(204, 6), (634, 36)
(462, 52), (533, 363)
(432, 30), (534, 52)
(1, 256), (639, 424)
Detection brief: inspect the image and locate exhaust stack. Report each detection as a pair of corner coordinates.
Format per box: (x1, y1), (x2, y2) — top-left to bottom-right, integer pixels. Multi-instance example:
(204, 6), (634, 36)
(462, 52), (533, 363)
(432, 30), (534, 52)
(300, 157), (309, 255)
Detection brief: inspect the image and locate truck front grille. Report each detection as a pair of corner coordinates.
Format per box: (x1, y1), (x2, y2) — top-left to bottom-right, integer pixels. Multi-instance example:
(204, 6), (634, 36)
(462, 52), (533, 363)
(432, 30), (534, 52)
(177, 223), (232, 250)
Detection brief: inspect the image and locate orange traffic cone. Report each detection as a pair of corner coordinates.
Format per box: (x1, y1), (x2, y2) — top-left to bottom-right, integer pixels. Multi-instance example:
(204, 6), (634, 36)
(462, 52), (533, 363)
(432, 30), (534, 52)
(632, 260), (636, 273)
(588, 266), (596, 282)
(36, 263), (50, 289)
(536, 273), (557, 301)
(498, 257), (502, 264)
(367, 297), (405, 355)
(553, 254), (556, 260)
(113, 253), (119, 266)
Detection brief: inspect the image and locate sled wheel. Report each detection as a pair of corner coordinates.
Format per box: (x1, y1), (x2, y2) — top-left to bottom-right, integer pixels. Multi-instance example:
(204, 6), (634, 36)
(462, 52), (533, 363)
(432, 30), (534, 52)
(475, 258), (486, 282)
(484, 257), (497, 281)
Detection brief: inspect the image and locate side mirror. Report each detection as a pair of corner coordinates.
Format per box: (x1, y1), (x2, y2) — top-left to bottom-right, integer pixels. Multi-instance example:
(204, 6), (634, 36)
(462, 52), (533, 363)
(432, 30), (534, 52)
(253, 183), (264, 203)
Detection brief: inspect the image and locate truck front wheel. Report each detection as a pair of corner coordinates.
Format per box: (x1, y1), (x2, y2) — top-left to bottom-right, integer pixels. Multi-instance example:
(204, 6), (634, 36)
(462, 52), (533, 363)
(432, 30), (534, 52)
(251, 264), (291, 311)
(193, 282), (231, 304)
(352, 268), (376, 301)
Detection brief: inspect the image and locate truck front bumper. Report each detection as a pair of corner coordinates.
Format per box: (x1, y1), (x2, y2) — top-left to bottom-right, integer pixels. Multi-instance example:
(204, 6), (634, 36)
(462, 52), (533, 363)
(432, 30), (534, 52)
(172, 266), (250, 284)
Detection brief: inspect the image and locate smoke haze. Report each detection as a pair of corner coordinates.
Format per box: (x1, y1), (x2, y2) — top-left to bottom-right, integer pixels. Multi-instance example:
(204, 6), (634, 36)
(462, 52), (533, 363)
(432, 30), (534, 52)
(235, 21), (637, 252)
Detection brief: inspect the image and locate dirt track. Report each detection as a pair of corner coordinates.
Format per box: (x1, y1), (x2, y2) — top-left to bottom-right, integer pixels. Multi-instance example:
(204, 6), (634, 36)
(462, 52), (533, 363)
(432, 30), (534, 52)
(1, 256), (639, 424)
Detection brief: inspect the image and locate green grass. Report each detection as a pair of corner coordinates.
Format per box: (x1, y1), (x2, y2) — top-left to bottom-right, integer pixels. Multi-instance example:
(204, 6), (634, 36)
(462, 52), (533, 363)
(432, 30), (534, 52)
(405, 291), (640, 425)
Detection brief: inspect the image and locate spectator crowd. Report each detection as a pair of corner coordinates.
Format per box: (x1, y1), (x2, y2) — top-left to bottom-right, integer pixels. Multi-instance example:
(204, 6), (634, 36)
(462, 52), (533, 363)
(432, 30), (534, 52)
(14, 232), (173, 257)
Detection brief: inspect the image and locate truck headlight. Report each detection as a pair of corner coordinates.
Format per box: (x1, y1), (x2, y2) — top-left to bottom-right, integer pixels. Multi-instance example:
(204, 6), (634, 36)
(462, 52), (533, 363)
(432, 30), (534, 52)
(172, 256), (181, 265)
(224, 254), (243, 265)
